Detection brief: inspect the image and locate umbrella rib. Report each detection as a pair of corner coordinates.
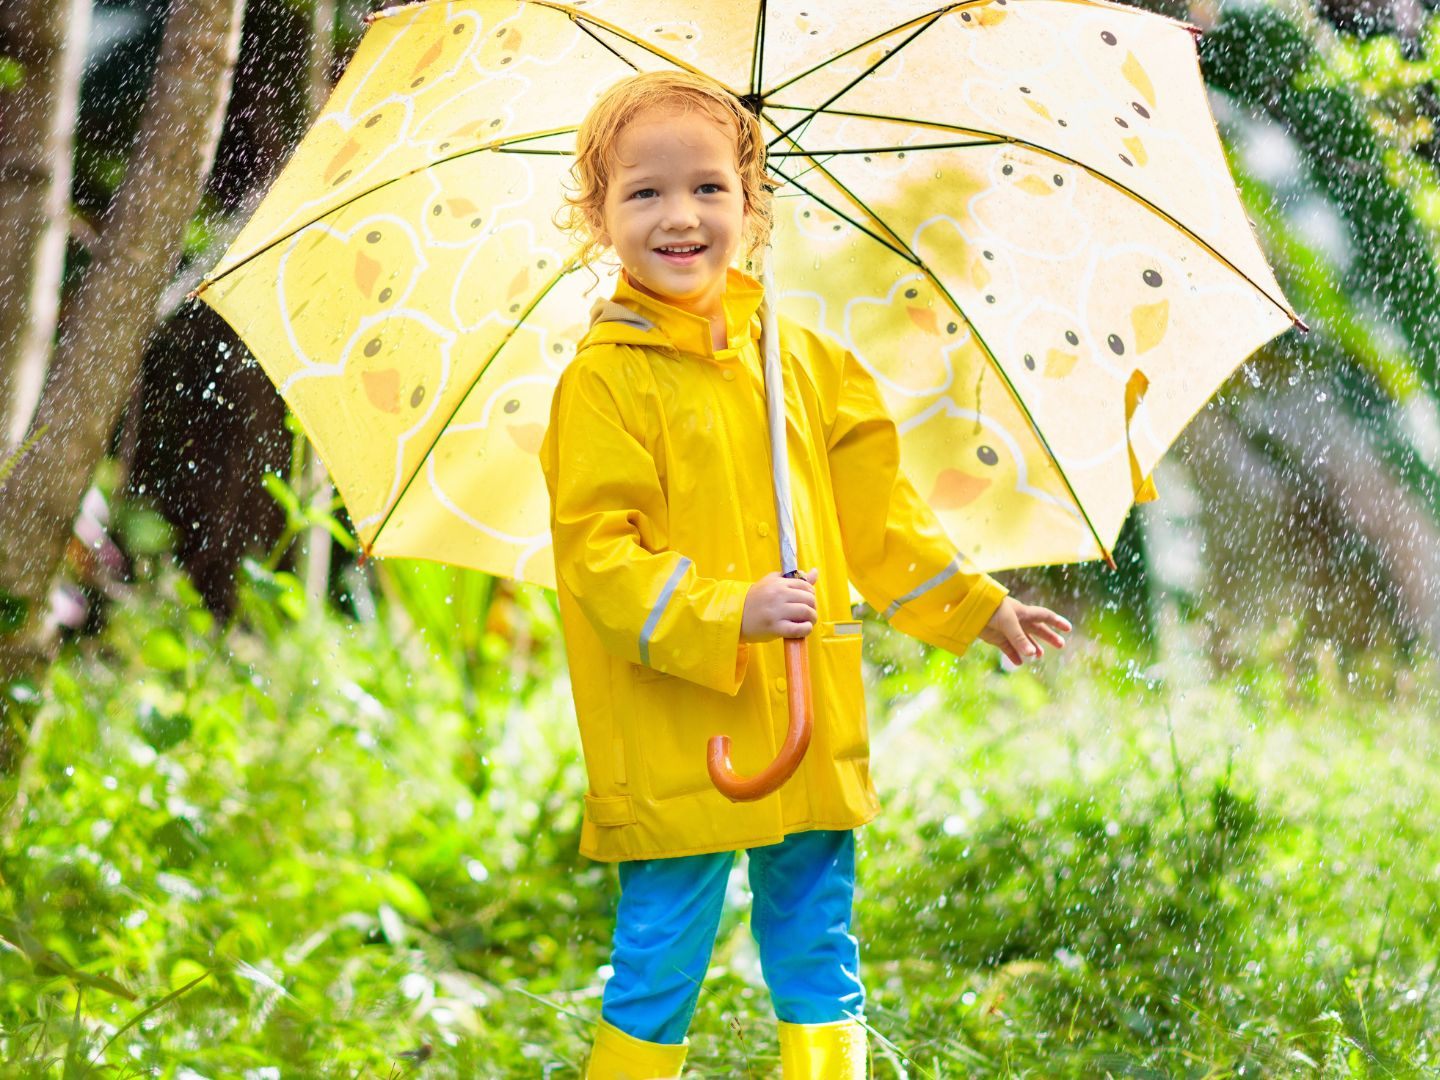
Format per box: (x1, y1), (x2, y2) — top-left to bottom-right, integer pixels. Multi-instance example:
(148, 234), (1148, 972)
(572, 18), (642, 74)
(778, 104), (1301, 327)
(192, 128), (578, 295)
(365, 256), (583, 556)
(750, 0), (767, 97)
(761, 119), (915, 262)
(532, 2), (735, 89)
(767, 12), (945, 150)
(769, 140), (1000, 157)
(768, 135), (1116, 564)
(761, 1), (977, 100)
(768, 165), (915, 265)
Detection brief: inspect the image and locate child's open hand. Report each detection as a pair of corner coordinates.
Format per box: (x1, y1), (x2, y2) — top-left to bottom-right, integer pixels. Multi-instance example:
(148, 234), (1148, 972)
(741, 569), (819, 642)
(979, 596), (1072, 666)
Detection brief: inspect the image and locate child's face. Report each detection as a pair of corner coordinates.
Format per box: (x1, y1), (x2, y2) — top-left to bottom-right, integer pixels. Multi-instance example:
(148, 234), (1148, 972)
(599, 104), (747, 322)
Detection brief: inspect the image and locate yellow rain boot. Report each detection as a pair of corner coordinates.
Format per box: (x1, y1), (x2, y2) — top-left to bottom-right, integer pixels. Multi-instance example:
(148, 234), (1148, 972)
(777, 1018), (868, 1079)
(585, 1017), (689, 1079)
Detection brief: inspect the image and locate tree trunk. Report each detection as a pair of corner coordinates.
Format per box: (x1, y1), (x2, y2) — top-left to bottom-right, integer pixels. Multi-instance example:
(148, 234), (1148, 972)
(0, 0), (247, 773)
(0, 0), (90, 445)
(1237, 382), (1440, 648)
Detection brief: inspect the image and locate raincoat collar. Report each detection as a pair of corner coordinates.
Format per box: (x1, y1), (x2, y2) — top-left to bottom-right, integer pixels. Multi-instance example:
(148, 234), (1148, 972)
(586, 267), (764, 361)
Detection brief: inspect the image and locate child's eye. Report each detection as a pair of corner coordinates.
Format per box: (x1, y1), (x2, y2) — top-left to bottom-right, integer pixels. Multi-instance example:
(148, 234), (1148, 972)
(630, 188), (657, 200)
(697, 183), (723, 194)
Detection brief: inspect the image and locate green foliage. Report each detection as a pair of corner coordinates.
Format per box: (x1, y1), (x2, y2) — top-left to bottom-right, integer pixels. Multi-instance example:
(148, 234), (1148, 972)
(0, 57), (24, 92)
(0, 552), (599, 1076)
(1, 549), (1437, 1075)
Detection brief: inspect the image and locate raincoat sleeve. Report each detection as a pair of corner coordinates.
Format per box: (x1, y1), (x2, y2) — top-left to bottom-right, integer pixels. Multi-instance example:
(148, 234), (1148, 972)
(540, 352), (751, 695)
(815, 331), (1008, 656)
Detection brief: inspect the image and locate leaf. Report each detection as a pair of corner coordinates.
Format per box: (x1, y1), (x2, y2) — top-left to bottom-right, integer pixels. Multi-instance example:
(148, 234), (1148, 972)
(78, 969), (211, 1078)
(116, 505), (176, 557)
(151, 816), (206, 868)
(241, 557), (283, 600)
(140, 628), (190, 671)
(262, 471), (302, 522)
(0, 421), (46, 487)
(0, 917), (135, 1001)
(0, 588), (28, 634)
(377, 871), (433, 922)
(305, 503), (358, 550)
(169, 958), (210, 991)
(137, 704), (193, 752)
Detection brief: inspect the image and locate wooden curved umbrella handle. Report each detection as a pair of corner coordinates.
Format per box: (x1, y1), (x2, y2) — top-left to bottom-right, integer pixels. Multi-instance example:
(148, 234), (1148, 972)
(707, 635), (813, 802)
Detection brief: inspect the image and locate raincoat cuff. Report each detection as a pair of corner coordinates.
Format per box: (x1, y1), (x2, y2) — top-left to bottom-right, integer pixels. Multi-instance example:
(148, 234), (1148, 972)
(923, 574), (1009, 657)
(705, 579), (751, 696)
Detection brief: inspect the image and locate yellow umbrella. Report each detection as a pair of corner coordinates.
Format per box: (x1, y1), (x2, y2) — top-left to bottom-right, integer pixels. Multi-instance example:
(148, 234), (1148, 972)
(191, 0), (1302, 589)
(190, 0), (1299, 796)
(190, 0), (1300, 589)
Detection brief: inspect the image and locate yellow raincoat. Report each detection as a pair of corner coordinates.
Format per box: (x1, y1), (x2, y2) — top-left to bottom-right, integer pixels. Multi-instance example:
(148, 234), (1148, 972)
(539, 267), (1008, 862)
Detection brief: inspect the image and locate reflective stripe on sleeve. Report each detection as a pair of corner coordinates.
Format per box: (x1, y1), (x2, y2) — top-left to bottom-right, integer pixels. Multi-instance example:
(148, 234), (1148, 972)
(639, 556), (692, 666)
(882, 557), (961, 620)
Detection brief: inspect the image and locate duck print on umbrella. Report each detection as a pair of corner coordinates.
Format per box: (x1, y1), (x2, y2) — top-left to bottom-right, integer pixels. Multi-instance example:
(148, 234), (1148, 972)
(282, 309), (455, 534)
(897, 395), (1090, 568)
(843, 276), (976, 399)
(277, 218), (428, 368)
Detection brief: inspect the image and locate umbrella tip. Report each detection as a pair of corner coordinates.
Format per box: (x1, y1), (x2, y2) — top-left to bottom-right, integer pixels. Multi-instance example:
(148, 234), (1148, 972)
(364, 2), (424, 24)
(1103, 550), (1118, 571)
(1293, 315), (1311, 334)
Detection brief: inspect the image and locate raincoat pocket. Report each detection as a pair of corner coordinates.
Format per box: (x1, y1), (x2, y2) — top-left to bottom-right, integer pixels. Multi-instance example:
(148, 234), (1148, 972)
(814, 620), (868, 760)
(630, 668), (767, 801)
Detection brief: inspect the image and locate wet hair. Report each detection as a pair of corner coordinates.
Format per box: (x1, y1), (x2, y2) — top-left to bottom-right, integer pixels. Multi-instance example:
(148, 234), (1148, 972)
(557, 70), (773, 270)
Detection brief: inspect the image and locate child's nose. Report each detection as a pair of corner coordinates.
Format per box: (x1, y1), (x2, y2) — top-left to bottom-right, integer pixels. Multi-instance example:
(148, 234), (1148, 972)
(660, 196), (701, 230)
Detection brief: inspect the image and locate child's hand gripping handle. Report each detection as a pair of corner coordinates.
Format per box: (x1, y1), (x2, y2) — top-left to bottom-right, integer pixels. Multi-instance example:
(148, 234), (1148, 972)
(708, 569), (816, 801)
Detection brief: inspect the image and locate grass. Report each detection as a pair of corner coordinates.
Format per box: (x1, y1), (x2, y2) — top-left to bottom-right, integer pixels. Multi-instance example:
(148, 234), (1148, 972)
(1, 556), (1438, 1077)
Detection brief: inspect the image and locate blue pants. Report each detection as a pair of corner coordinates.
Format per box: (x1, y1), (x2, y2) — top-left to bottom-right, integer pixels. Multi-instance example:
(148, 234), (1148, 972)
(600, 829), (865, 1045)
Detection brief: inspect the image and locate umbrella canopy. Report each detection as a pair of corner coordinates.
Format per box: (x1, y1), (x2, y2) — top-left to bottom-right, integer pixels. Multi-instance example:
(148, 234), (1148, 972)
(192, 0), (1300, 588)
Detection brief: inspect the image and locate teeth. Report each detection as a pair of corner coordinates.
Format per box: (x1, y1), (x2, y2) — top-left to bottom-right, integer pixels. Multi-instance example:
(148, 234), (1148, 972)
(659, 245), (703, 254)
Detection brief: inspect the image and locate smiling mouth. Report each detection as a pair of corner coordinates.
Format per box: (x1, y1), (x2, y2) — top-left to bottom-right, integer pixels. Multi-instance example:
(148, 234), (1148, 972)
(655, 244), (707, 262)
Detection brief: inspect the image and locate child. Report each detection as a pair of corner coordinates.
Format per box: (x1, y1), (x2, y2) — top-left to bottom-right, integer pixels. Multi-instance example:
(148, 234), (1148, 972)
(539, 71), (1071, 1079)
